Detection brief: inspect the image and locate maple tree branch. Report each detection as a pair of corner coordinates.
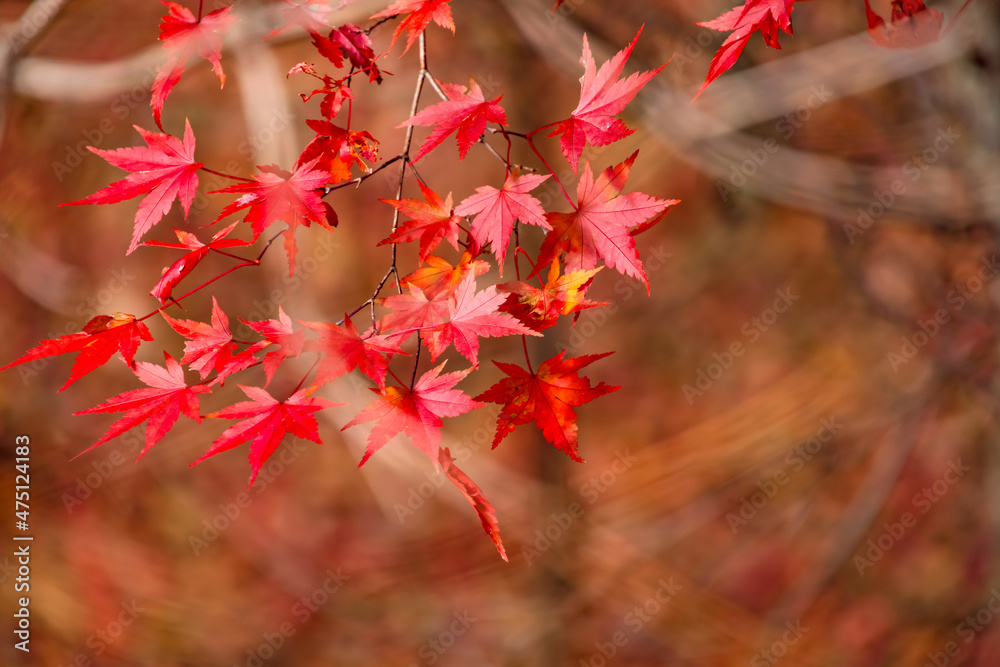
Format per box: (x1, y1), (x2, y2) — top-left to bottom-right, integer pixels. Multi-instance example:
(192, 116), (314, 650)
(324, 154), (405, 194)
(422, 70), (446, 100)
(138, 230), (284, 322)
(140, 260), (257, 323)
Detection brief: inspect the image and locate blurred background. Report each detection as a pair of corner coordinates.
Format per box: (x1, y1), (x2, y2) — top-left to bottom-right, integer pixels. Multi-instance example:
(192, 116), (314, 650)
(2, 0), (1000, 665)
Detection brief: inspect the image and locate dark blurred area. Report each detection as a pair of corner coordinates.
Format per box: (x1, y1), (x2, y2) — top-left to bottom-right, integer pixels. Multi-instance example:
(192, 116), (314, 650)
(2, 0), (1000, 665)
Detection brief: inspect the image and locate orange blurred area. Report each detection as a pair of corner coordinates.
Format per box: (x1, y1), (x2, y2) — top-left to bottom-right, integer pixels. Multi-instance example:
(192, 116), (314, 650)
(2, 0), (1000, 666)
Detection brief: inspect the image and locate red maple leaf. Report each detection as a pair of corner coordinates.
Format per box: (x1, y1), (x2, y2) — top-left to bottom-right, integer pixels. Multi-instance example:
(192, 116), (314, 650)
(145, 223), (248, 304)
(61, 120), (202, 255)
(378, 181), (462, 263)
(296, 120), (378, 182)
(475, 351), (620, 461)
(240, 306), (306, 385)
(303, 314), (403, 390)
(211, 159), (337, 275)
(343, 363), (481, 466)
(400, 251), (491, 299)
(153, 2), (236, 129)
(423, 274), (541, 365)
(694, 0), (796, 99)
(548, 27), (664, 172)
(438, 447), (507, 561)
(290, 64), (356, 121)
(399, 78), (507, 162)
(312, 23), (382, 82)
(379, 283), (452, 340)
(371, 0), (454, 53)
(194, 385), (341, 486)
(534, 151), (677, 290)
(454, 173), (550, 270)
(500, 259), (606, 331)
(1, 313), (153, 392)
(162, 297), (259, 385)
(864, 0), (972, 49)
(74, 353), (210, 459)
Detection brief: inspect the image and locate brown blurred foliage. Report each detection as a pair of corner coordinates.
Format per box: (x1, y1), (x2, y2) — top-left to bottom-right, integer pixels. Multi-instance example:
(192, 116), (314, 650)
(2, 0), (1000, 665)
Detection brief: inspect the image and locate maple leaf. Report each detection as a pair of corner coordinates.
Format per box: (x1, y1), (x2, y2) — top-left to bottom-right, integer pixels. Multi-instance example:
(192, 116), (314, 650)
(61, 120), (202, 255)
(1, 313), (153, 392)
(371, 0), (454, 53)
(399, 78), (507, 162)
(290, 65), (356, 120)
(378, 181), (462, 263)
(500, 259), (606, 331)
(271, 0), (333, 37)
(378, 283), (452, 339)
(343, 363), (482, 466)
(534, 151), (677, 290)
(438, 447), (507, 561)
(312, 23), (382, 82)
(475, 351), (620, 461)
(162, 297), (259, 385)
(296, 120), (378, 183)
(422, 274), (542, 365)
(240, 306), (306, 385)
(195, 385), (341, 486)
(864, 0), (971, 49)
(145, 223), (248, 304)
(152, 2), (236, 129)
(548, 27), (665, 172)
(303, 314), (403, 390)
(694, 0), (796, 99)
(454, 173), (550, 270)
(400, 251), (491, 299)
(211, 159), (337, 275)
(74, 353), (210, 459)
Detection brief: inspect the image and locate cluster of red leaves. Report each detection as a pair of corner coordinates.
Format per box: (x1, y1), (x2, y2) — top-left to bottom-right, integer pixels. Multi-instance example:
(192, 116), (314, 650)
(4, 0), (681, 561)
(694, 0), (972, 98)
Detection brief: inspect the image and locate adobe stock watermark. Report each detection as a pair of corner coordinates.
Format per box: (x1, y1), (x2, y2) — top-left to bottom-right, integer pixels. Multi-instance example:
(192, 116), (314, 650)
(51, 65), (161, 182)
(853, 459), (970, 575)
(578, 578), (682, 667)
(61, 426), (144, 514)
(919, 588), (1000, 667)
(56, 599), (146, 667)
(717, 85), (833, 202)
(750, 620), (809, 666)
(522, 449), (638, 565)
(407, 610), (477, 667)
(682, 287), (799, 404)
(726, 417), (843, 533)
(188, 441), (312, 556)
(6, 0), (65, 52)
(234, 568), (349, 667)
(843, 126), (960, 243)
(887, 254), (1000, 372)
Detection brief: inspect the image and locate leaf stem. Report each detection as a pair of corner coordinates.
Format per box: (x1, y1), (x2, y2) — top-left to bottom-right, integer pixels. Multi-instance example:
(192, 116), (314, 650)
(200, 166), (254, 183)
(521, 335), (533, 375)
(525, 136), (575, 208)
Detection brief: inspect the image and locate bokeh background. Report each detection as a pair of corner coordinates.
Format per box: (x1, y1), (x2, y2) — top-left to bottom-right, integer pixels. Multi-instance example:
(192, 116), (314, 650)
(2, 0), (1000, 665)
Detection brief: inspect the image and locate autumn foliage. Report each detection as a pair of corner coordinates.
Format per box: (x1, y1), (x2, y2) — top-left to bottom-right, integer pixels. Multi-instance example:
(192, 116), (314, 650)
(3, 0), (952, 560)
